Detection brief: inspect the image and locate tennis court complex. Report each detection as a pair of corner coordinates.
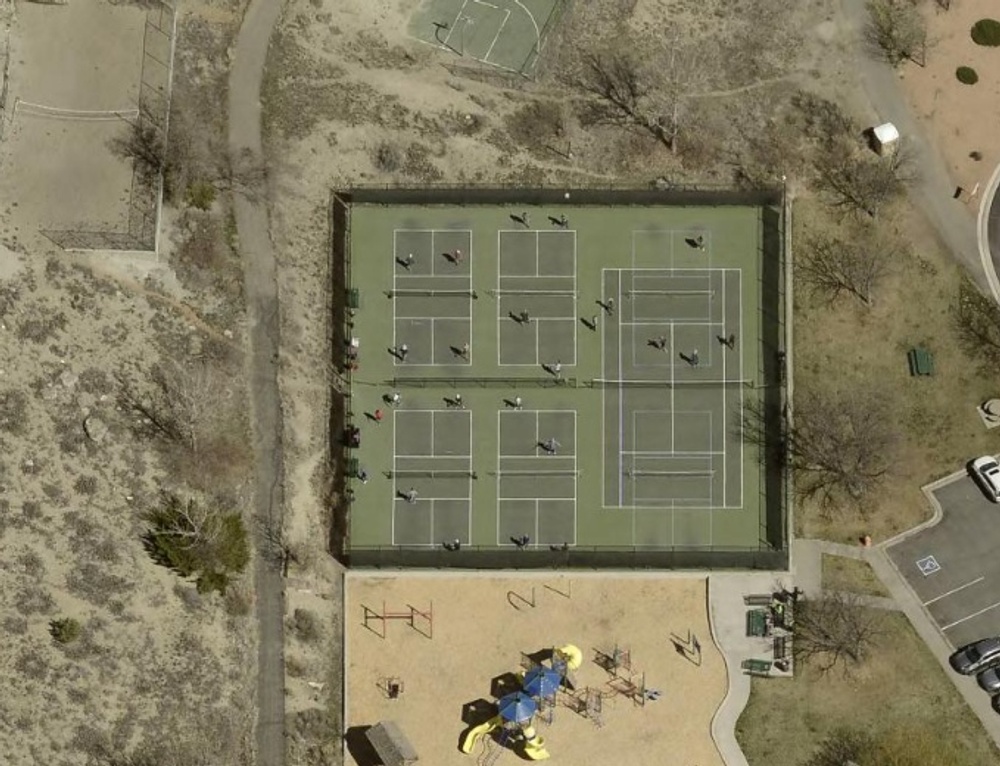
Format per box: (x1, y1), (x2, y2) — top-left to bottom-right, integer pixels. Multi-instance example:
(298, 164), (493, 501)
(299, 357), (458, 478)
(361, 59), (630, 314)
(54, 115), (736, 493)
(332, 188), (789, 568)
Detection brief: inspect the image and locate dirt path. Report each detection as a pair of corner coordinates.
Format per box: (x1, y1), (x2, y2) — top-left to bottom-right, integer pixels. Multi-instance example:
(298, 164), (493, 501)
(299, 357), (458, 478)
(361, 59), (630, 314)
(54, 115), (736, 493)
(228, 1), (288, 765)
(837, 0), (987, 288)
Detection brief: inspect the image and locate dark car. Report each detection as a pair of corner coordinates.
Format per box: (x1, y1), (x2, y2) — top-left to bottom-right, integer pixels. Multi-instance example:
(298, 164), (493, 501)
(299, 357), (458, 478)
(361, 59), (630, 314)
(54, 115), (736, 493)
(978, 666), (1000, 694)
(950, 637), (1000, 675)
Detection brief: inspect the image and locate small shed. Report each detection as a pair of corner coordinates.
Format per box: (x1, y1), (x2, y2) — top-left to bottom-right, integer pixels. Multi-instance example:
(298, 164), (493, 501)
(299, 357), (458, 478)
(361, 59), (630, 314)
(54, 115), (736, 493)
(365, 720), (419, 766)
(871, 122), (899, 155)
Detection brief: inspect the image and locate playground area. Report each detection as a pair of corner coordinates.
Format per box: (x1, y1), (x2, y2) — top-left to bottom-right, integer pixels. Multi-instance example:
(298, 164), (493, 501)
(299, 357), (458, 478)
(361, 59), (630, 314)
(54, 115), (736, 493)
(344, 574), (726, 766)
(336, 190), (787, 566)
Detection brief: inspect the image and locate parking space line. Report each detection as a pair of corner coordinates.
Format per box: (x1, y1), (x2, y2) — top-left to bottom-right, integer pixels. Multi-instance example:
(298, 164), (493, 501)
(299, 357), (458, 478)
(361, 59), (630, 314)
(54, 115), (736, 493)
(923, 576), (986, 606)
(942, 599), (1000, 630)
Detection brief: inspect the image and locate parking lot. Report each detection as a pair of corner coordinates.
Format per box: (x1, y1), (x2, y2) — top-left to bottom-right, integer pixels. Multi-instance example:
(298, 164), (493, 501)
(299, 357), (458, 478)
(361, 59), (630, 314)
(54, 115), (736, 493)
(887, 472), (1000, 650)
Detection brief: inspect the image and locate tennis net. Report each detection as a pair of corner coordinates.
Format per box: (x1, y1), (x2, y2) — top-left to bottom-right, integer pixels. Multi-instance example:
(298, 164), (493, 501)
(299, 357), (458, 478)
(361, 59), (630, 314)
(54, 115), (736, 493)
(489, 289), (577, 297)
(388, 289), (478, 298)
(624, 469), (715, 477)
(624, 289), (715, 297)
(390, 377), (578, 388)
(492, 470), (580, 477)
(389, 470), (476, 479)
(589, 378), (753, 388)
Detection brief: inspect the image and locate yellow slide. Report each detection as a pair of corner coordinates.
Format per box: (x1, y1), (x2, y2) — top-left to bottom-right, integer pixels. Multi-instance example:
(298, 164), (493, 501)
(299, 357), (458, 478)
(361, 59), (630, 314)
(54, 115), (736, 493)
(460, 715), (502, 755)
(521, 727), (551, 760)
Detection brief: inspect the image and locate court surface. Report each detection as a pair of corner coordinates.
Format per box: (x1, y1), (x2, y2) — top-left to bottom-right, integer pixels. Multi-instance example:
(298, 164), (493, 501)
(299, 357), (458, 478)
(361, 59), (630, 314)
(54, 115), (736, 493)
(408, 0), (565, 76)
(342, 196), (785, 559)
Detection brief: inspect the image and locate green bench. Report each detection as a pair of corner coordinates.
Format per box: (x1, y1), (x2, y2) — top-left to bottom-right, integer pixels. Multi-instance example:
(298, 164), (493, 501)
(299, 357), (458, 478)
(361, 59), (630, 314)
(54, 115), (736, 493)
(347, 288), (361, 309)
(746, 608), (768, 637)
(741, 659), (772, 676)
(907, 347), (933, 376)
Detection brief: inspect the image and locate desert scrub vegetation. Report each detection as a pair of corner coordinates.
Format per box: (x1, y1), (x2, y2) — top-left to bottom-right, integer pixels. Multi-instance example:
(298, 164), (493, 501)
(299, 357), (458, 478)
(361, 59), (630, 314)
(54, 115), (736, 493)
(49, 617), (82, 644)
(144, 494), (250, 595)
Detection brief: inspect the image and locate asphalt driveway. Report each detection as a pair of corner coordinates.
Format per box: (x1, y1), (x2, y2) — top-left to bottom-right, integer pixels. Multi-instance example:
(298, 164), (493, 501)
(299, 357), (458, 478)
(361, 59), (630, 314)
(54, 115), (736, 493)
(887, 474), (1000, 651)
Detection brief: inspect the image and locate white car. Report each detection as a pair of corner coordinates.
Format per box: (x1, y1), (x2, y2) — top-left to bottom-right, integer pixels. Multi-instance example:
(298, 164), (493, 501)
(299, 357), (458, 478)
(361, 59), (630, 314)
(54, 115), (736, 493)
(971, 456), (1000, 502)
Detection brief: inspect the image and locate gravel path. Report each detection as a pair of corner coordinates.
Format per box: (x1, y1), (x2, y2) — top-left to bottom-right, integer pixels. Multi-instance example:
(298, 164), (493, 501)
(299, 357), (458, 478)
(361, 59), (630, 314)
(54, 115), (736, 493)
(228, 1), (288, 764)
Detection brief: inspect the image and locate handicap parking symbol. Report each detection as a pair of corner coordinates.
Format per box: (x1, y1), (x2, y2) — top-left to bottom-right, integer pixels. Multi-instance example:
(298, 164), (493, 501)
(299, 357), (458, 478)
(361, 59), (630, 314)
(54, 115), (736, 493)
(916, 555), (941, 576)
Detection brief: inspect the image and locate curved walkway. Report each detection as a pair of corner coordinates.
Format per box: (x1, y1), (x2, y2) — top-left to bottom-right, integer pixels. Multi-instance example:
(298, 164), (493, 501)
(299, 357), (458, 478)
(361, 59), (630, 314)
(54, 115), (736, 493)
(228, 1), (287, 765)
(977, 162), (1000, 303)
(838, 0), (988, 289)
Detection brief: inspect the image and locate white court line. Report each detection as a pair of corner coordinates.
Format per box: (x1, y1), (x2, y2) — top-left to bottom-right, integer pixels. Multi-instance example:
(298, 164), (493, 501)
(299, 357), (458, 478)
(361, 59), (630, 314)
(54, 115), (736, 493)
(722, 268), (726, 512)
(572, 408), (578, 544)
(534, 229), (540, 276)
(738, 269), (744, 508)
(624, 450), (725, 456)
(618, 269), (625, 507)
(391, 409), (398, 544)
(467, 228), (474, 366)
(670, 323), (676, 451)
(495, 407), (501, 547)
(480, 2), (510, 63)
(395, 274), (471, 283)
(496, 288), (577, 295)
(441, 0), (470, 48)
(942, 599), (1000, 630)
(429, 498), (436, 545)
(496, 228), (502, 367)
(601, 268), (607, 511)
(572, 232), (578, 365)
(624, 320), (725, 328)
(535, 311), (540, 365)
(923, 577), (986, 606)
(430, 317), (436, 365)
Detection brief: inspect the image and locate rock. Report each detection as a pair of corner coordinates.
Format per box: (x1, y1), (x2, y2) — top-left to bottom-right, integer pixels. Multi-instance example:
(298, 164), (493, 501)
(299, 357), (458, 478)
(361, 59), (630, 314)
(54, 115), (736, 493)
(84, 415), (108, 443)
(60, 370), (78, 388)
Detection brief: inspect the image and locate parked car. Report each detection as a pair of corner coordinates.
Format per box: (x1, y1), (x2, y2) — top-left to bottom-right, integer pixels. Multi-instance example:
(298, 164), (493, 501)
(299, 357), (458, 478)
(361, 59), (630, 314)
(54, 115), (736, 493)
(970, 456), (1000, 502)
(978, 666), (1000, 694)
(950, 637), (1000, 674)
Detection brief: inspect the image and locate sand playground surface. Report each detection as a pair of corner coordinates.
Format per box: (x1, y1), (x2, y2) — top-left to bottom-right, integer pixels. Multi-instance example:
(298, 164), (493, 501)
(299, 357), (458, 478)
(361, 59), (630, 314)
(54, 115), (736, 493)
(901, 0), (1000, 198)
(345, 575), (726, 766)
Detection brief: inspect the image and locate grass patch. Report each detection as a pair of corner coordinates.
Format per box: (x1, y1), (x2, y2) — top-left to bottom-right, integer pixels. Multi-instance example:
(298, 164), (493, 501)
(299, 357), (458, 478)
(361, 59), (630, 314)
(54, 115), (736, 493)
(735, 611), (1000, 766)
(791, 196), (997, 541)
(821, 554), (891, 597)
(957, 66), (979, 85)
(971, 19), (1000, 47)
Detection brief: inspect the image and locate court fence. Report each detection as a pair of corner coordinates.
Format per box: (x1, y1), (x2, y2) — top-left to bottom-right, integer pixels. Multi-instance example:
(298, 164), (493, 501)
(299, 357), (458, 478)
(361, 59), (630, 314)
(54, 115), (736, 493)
(42, 1), (176, 252)
(339, 185), (782, 208)
(329, 186), (791, 567)
(345, 545), (787, 571)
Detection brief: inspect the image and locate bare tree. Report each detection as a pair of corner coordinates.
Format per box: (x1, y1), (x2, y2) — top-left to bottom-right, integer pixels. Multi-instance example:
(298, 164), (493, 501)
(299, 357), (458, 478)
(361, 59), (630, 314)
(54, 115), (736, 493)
(799, 224), (904, 306)
(954, 278), (1000, 369)
(109, 121), (167, 183)
(795, 591), (885, 674)
(866, 0), (928, 66)
(117, 360), (251, 491)
(743, 385), (898, 511)
(570, 38), (703, 154)
(815, 142), (915, 218)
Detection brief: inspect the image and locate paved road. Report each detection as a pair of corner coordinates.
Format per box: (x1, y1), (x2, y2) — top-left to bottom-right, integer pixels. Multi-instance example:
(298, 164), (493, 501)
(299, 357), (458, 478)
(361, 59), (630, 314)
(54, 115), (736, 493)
(228, 1), (287, 765)
(838, 0), (988, 289)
